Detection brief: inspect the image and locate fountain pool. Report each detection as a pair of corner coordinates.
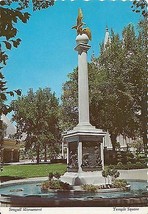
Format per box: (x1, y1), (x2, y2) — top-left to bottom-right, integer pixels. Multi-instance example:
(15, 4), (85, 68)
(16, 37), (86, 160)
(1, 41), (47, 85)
(0, 180), (147, 199)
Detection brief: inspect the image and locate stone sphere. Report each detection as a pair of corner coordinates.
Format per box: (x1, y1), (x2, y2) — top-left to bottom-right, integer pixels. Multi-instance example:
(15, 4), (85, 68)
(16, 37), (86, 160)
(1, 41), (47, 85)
(76, 34), (89, 45)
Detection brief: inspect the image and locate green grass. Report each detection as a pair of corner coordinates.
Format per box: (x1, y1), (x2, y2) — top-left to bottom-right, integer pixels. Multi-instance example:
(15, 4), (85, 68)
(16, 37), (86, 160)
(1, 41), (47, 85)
(0, 164), (67, 179)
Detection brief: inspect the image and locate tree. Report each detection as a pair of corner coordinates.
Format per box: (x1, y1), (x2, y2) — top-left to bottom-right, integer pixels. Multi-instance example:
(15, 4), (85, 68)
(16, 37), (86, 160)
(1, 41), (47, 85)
(60, 68), (78, 131)
(89, 29), (138, 150)
(102, 169), (108, 185)
(91, 23), (147, 151)
(0, 120), (7, 143)
(131, 0), (148, 18)
(0, 0), (55, 140)
(0, 0), (54, 67)
(136, 19), (147, 154)
(61, 22), (147, 151)
(129, 139), (144, 157)
(12, 88), (61, 163)
(109, 168), (120, 183)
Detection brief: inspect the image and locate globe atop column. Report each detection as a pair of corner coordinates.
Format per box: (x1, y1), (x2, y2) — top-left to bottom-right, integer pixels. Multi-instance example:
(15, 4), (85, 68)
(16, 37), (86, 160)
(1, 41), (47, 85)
(76, 33), (89, 45)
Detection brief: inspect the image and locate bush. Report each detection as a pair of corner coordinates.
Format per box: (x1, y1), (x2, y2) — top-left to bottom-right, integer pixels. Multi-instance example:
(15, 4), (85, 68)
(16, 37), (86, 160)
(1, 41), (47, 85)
(113, 179), (128, 191)
(41, 181), (50, 191)
(53, 172), (61, 179)
(135, 162), (145, 169)
(48, 172), (54, 180)
(127, 161), (133, 169)
(41, 180), (70, 191)
(82, 184), (98, 192)
(108, 164), (115, 169)
(116, 162), (124, 169)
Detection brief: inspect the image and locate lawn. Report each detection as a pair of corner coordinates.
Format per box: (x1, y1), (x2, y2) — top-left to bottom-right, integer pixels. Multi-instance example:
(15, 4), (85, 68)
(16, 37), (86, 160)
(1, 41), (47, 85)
(0, 163), (67, 179)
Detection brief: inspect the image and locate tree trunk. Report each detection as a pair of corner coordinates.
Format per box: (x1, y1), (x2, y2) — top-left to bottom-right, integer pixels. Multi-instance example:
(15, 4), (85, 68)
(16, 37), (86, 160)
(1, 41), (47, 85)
(44, 142), (47, 162)
(110, 133), (117, 151)
(36, 144), (40, 164)
(141, 90), (147, 157)
(105, 177), (106, 185)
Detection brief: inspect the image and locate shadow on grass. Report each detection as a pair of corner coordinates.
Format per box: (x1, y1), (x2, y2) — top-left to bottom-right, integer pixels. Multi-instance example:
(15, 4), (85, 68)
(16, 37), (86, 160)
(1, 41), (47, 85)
(0, 176), (25, 183)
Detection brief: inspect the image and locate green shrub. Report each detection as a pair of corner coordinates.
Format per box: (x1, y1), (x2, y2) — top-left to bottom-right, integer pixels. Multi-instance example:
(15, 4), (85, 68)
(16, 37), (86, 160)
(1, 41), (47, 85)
(48, 172), (54, 180)
(41, 180), (70, 191)
(127, 161), (133, 169)
(108, 164), (115, 169)
(54, 172), (61, 179)
(82, 184), (98, 192)
(60, 181), (70, 190)
(116, 162), (124, 169)
(135, 162), (145, 169)
(113, 179), (128, 190)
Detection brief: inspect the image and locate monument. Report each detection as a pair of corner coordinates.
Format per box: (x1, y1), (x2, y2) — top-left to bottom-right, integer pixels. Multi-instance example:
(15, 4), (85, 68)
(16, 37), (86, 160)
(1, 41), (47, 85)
(60, 9), (106, 185)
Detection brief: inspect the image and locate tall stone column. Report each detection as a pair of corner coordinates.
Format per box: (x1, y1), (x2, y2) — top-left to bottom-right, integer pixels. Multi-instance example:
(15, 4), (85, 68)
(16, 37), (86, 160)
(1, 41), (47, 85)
(101, 138), (105, 170)
(61, 141), (64, 158)
(66, 143), (69, 165)
(78, 142), (83, 172)
(11, 149), (14, 162)
(60, 9), (106, 186)
(74, 35), (92, 129)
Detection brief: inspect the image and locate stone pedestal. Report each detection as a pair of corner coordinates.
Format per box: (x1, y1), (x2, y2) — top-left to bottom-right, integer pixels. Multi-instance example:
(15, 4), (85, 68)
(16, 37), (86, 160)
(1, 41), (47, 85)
(60, 128), (106, 185)
(60, 34), (106, 185)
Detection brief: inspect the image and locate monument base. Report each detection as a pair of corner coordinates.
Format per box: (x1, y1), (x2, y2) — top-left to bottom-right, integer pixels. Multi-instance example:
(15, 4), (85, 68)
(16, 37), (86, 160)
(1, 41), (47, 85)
(60, 171), (105, 186)
(62, 125), (106, 187)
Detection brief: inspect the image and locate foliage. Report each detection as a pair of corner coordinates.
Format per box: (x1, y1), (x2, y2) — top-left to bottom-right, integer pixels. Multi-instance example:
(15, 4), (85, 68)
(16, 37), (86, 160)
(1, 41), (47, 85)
(0, 0), (54, 67)
(61, 20), (147, 151)
(112, 179), (128, 191)
(0, 0), (55, 136)
(0, 72), (21, 116)
(111, 161), (147, 170)
(48, 172), (54, 180)
(135, 161), (146, 169)
(109, 168), (120, 181)
(48, 172), (61, 180)
(91, 25), (144, 149)
(116, 150), (122, 163)
(102, 169), (108, 185)
(53, 172), (61, 179)
(12, 88), (61, 163)
(41, 180), (70, 191)
(131, 0), (148, 17)
(0, 120), (7, 143)
(60, 68), (78, 131)
(116, 162), (124, 170)
(102, 167), (120, 185)
(129, 139), (144, 155)
(82, 184), (98, 193)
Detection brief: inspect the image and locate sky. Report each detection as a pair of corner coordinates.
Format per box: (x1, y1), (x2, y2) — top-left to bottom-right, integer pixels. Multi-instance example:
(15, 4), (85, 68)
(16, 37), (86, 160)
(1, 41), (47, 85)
(3, 0), (141, 102)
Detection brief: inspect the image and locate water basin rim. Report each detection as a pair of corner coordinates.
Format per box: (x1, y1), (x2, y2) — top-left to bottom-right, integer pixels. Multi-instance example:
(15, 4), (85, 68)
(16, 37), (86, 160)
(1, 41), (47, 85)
(0, 177), (147, 188)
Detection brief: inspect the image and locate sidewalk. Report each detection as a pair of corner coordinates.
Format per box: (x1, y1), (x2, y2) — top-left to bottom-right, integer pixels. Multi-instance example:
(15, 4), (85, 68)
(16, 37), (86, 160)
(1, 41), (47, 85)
(4, 159), (51, 165)
(119, 168), (147, 181)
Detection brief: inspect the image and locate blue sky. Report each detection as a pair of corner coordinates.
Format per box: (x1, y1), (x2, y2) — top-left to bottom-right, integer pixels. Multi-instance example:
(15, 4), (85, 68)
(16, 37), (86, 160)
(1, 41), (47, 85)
(3, 0), (141, 100)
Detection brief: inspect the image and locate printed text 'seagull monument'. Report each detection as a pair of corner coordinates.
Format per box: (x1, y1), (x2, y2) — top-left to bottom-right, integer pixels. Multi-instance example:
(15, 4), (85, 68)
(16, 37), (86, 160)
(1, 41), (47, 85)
(60, 9), (106, 185)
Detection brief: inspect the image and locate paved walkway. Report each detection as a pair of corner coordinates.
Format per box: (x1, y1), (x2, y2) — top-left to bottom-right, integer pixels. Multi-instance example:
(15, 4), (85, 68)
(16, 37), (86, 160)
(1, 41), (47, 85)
(0, 177), (48, 186)
(0, 168), (147, 187)
(119, 168), (147, 181)
(5, 159), (51, 165)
